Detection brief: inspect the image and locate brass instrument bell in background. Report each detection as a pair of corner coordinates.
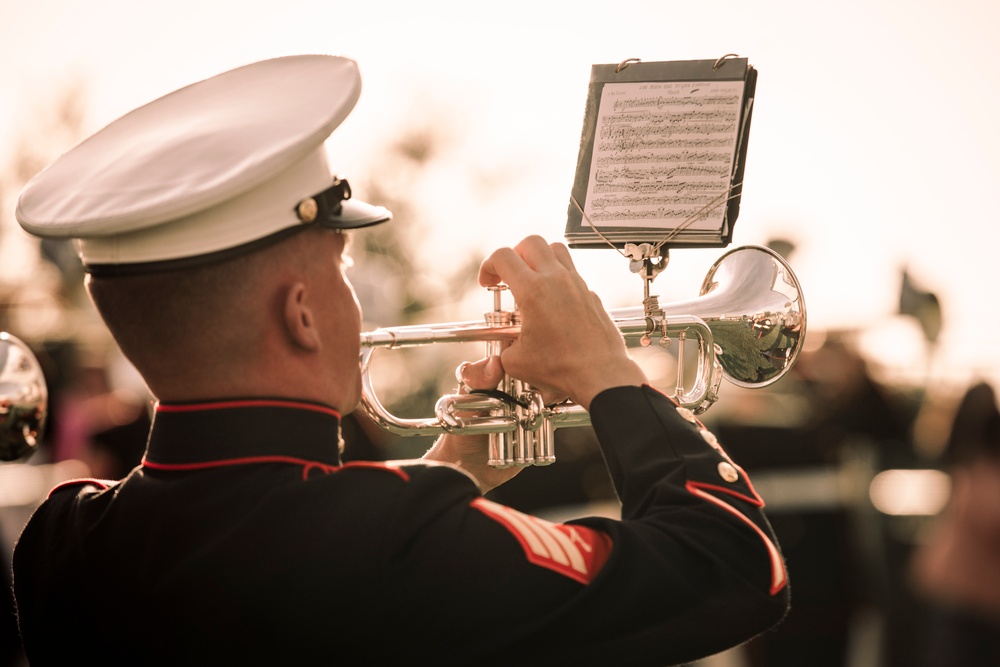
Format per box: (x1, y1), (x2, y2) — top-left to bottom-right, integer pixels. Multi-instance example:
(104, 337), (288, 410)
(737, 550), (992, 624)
(0, 332), (48, 462)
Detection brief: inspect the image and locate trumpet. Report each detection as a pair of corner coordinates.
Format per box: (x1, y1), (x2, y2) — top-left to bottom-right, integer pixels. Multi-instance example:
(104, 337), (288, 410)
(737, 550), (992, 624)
(359, 245), (805, 468)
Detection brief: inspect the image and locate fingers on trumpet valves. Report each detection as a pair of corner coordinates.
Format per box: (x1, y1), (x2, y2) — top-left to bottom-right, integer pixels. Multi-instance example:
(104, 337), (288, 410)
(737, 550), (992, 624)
(454, 357), (504, 394)
(454, 362), (473, 394)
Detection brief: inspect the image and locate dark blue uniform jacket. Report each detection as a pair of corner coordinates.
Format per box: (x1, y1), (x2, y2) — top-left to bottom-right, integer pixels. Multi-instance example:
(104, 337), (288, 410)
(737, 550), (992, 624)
(13, 385), (789, 666)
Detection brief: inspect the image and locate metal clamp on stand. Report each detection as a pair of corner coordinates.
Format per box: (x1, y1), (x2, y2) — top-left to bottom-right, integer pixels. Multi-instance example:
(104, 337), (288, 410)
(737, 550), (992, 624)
(624, 242), (671, 348)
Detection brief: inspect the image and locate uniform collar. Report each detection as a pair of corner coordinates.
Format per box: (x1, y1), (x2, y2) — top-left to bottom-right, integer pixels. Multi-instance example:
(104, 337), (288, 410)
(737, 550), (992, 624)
(143, 398), (343, 468)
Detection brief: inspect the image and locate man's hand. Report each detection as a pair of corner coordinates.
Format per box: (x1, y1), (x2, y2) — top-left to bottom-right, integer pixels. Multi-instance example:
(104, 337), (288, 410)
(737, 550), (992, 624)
(478, 235), (647, 410)
(423, 235), (648, 492)
(421, 355), (522, 493)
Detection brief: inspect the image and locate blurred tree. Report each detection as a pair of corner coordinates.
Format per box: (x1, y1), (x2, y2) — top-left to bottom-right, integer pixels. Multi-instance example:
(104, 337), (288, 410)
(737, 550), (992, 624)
(0, 80), (92, 667)
(1, 82), (91, 335)
(343, 99), (526, 460)
(356, 107), (487, 318)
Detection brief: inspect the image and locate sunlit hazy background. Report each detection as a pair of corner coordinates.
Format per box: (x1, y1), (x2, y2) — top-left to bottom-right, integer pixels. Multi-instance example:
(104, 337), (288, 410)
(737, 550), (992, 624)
(2, 2), (999, 665)
(4, 0), (1000, 397)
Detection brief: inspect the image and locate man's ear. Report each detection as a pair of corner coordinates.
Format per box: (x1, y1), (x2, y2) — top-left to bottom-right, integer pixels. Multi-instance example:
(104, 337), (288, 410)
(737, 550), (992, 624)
(283, 282), (322, 351)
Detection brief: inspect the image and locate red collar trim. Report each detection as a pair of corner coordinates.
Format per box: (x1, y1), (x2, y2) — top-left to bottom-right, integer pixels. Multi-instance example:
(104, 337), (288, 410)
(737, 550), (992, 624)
(142, 454), (336, 472)
(141, 457), (412, 482)
(155, 399), (340, 418)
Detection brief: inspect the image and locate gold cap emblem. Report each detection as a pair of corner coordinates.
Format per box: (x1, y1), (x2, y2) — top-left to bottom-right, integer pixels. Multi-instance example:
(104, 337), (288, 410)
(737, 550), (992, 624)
(296, 197), (319, 223)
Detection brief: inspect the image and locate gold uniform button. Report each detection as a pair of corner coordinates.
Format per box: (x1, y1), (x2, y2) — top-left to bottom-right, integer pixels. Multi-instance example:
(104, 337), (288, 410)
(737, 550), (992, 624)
(718, 461), (739, 483)
(700, 429), (719, 448)
(676, 406), (698, 423)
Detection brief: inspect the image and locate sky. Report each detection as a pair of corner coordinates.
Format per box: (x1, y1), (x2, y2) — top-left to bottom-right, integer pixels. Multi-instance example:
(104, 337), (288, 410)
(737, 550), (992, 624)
(2, 0), (999, 398)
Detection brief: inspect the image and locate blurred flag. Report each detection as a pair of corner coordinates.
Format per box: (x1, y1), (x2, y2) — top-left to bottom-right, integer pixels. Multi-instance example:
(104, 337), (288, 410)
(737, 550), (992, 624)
(899, 268), (942, 344)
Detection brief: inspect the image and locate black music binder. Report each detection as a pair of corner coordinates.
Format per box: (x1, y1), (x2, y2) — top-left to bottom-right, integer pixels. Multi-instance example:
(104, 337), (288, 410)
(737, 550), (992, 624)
(565, 55), (757, 251)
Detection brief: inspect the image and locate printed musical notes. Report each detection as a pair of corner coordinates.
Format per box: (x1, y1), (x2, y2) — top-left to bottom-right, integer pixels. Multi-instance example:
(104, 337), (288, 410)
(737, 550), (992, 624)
(566, 57), (757, 250)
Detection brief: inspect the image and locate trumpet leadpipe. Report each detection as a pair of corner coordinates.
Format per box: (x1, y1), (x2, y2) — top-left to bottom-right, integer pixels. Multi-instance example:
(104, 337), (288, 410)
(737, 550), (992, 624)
(359, 309), (658, 350)
(360, 321), (522, 349)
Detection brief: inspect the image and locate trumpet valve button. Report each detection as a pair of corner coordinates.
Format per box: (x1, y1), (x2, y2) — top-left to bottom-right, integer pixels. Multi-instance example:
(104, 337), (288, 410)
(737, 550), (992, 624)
(484, 311), (512, 326)
(487, 284), (508, 312)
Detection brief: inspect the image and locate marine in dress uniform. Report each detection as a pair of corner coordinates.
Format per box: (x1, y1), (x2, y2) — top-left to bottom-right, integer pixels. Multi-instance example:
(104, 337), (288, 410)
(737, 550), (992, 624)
(11, 55), (789, 666)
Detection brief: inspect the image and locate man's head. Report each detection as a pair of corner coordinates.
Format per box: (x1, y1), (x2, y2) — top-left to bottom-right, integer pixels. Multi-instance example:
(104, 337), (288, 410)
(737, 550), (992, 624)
(15, 55), (392, 411)
(86, 225), (364, 411)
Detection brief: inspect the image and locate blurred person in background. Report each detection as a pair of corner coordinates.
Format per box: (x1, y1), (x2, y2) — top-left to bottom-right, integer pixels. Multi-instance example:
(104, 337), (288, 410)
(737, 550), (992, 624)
(10, 55), (789, 665)
(910, 381), (1000, 666)
(718, 334), (918, 667)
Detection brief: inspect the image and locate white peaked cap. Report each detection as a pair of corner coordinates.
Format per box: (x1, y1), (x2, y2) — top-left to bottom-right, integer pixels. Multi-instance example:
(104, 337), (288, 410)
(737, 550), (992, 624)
(16, 54), (391, 274)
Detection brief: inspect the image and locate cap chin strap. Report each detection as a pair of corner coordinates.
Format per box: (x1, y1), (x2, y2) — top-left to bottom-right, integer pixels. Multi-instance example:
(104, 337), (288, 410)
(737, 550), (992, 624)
(294, 178), (352, 224)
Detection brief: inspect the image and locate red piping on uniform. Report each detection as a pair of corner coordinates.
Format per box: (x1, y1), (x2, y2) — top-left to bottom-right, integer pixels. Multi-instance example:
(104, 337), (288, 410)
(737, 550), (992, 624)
(46, 478), (111, 498)
(155, 399), (341, 417)
(688, 479), (764, 508)
(143, 455), (333, 472)
(142, 457), (410, 482)
(686, 481), (788, 595)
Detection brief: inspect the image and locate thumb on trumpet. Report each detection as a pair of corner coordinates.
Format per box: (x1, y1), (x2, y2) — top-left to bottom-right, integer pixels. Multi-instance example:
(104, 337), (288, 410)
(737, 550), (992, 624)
(455, 355), (504, 394)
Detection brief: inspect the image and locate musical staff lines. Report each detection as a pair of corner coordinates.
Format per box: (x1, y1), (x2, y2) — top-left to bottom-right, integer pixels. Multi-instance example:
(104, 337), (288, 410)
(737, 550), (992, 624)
(584, 79), (745, 232)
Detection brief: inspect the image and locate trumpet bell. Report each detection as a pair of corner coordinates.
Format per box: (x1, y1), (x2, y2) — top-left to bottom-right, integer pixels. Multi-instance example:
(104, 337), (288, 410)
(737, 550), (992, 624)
(609, 244), (805, 411)
(691, 244), (805, 388)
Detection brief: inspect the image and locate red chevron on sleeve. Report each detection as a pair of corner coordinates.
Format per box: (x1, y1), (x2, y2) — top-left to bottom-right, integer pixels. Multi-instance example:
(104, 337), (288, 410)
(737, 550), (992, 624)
(471, 498), (613, 584)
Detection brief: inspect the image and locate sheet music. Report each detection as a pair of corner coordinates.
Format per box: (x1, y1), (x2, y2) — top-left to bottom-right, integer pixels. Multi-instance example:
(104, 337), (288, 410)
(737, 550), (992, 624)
(583, 79), (745, 232)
